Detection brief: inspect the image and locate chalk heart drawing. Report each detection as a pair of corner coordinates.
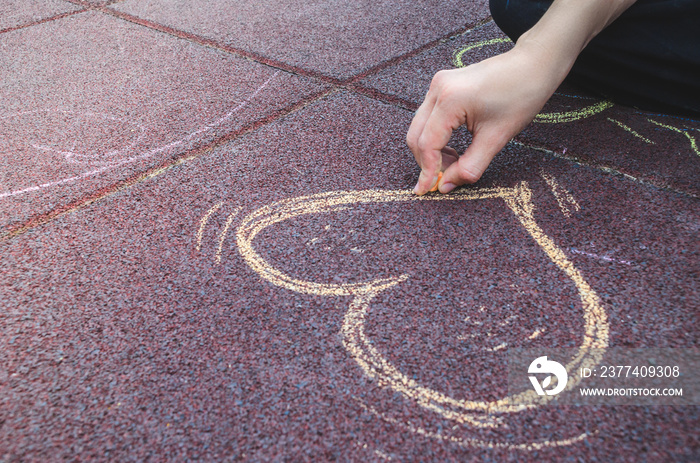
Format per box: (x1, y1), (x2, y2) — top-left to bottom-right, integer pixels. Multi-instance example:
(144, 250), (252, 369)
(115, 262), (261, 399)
(455, 38), (700, 155)
(234, 182), (608, 450)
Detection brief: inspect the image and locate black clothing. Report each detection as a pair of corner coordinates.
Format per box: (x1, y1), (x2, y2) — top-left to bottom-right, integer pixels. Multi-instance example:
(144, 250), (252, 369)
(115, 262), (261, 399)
(489, 0), (700, 118)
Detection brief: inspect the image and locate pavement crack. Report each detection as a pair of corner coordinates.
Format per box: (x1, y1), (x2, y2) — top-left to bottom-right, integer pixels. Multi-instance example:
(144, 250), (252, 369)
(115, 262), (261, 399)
(345, 16), (494, 84)
(0, 9), (88, 35)
(0, 87), (335, 243)
(101, 7), (344, 86)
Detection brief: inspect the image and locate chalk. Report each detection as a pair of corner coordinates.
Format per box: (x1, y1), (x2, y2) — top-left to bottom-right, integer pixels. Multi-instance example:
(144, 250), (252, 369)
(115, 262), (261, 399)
(0, 70), (280, 200)
(355, 398), (595, 450)
(648, 119), (699, 156)
(429, 172), (443, 192)
(606, 118), (655, 144)
(540, 170), (581, 218)
(535, 100), (614, 124)
(569, 248), (633, 266)
(196, 202), (223, 251)
(453, 38), (512, 68)
(215, 207), (242, 264)
(234, 182), (609, 436)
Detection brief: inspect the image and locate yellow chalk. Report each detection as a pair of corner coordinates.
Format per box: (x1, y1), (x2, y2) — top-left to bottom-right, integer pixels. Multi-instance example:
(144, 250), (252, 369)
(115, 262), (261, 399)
(232, 182), (608, 448)
(429, 172), (443, 192)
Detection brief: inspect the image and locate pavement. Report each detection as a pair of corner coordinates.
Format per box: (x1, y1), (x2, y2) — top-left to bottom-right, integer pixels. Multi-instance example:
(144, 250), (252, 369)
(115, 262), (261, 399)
(0, 1), (698, 461)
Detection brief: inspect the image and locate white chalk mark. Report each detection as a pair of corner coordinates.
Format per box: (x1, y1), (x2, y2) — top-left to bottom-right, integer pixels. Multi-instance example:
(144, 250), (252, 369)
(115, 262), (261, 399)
(374, 449), (393, 460)
(486, 343), (508, 352)
(0, 71), (280, 200)
(216, 207), (243, 264)
(529, 329), (544, 340)
(26, 111), (148, 164)
(7, 109), (148, 165)
(497, 315), (517, 327)
(569, 248), (633, 266)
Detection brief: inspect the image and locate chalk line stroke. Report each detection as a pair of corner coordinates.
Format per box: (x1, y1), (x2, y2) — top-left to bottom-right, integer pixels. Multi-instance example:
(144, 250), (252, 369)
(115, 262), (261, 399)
(8, 110), (150, 164)
(355, 399), (596, 451)
(0, 70), (280, 200)
(458, 312), (543, 354)
(569, 248), (633, 266)
(606, 118), (655, 145)
(648, 119), (700, 156)
(216, 207), (243, 264)
(196, 202), (223, 252)
(235, 182), (608, 448)
(452, 38), (512, 68)
(194, 202), (244, 264)
(540, 170), (581, 218)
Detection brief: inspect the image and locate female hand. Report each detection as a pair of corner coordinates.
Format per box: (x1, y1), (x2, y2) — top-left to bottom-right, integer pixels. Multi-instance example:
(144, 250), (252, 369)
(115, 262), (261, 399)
(407, 42), (562, 194)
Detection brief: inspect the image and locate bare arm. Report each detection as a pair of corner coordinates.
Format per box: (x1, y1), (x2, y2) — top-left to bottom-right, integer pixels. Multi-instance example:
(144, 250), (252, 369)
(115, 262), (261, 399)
(407, 0), (637, 195)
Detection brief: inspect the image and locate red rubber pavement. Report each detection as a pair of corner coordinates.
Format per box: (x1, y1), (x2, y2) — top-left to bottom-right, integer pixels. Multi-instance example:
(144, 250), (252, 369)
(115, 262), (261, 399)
(0, 0), (80, 32)
(112, 0), (490, 80)
(1, 92), (697, 461)
(0, 10), (327, 233)
(1, 1), (698, 461)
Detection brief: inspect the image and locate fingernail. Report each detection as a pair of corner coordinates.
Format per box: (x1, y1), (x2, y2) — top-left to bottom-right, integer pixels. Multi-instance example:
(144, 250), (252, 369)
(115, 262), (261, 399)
(440, 182), (455, 194)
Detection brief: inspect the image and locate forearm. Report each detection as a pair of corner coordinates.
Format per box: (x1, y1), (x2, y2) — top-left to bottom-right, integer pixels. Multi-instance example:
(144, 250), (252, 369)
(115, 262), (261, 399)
(514, 0), (637, 91)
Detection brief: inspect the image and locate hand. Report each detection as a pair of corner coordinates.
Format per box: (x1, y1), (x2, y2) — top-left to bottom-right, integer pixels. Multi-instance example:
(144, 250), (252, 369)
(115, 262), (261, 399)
(407, 42), (564, 195)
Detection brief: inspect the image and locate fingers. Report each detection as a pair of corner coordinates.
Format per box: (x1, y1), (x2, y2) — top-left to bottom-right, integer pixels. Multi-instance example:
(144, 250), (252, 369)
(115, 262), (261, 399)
(438, 129), (506, 193)
(408, 70), (468, 195)
(407, 97), (440, 194)
(412, 99), (462, 195)
(406, 91), (437, 168)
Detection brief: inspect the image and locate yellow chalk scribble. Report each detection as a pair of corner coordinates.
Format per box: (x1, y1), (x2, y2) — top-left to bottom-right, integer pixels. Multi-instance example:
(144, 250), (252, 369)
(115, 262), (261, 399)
(540, 171), (581, 218)
(216, 207), (242, 264)
(234, 182), (608, 448)
(648, 119), (700, 156)
(196, 202), (223, 251)
(453, 38), (512, 68)
(606, 118), (655, 144)
(535, 100), (614, 124)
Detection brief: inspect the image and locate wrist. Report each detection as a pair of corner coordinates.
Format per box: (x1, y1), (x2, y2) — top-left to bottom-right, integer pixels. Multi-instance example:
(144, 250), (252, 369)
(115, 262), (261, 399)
(510, 37), (572, 97)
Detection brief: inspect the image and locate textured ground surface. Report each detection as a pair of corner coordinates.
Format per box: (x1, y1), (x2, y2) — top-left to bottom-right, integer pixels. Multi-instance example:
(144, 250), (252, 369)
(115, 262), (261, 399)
(1, 1), (698, 462)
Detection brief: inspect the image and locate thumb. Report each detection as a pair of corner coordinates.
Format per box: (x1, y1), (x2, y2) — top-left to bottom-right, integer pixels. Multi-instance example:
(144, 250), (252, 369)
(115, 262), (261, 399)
(438, 131), (505, 193)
